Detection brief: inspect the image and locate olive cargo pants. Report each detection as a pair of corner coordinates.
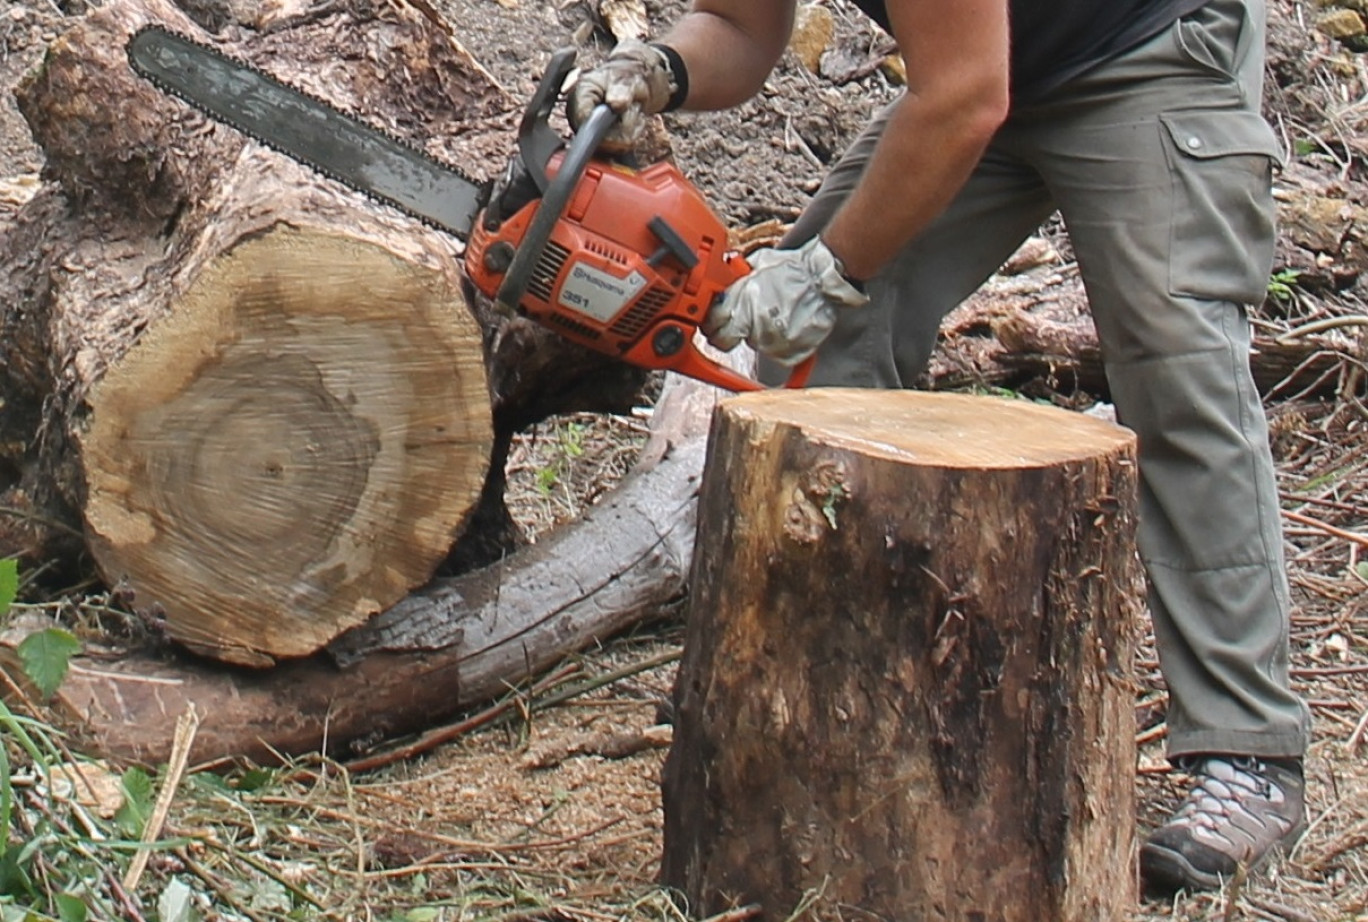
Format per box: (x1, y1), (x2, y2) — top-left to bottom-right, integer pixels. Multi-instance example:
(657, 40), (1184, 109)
(776, 0), (1311, 758)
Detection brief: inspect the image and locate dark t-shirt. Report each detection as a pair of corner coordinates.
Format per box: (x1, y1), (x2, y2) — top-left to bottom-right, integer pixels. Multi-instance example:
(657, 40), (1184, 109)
(848, 0), (1211, 103)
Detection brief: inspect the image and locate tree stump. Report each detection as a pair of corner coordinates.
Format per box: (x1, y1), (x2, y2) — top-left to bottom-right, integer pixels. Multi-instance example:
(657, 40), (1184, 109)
(661, 389), (1143, 921)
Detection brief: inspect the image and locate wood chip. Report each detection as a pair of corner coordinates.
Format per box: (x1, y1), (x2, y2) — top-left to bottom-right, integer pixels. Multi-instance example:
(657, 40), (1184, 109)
(600, 0), (648, 42)
(789, 4), (834, 74)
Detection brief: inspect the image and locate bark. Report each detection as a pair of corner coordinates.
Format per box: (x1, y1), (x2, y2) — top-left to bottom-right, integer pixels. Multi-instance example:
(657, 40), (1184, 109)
(0, 369), (723, 767)
(927, 290), (1364, 399)
(0, 0), (647, 663)
(661, 389), (1144, 922)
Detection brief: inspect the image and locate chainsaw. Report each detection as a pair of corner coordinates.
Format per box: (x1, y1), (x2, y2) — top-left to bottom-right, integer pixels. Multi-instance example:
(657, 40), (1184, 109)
(126, 27), (812, 392)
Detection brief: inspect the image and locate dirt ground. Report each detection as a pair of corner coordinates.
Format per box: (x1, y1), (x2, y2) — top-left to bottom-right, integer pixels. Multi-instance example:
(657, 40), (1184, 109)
(2, 0), (1367, 920)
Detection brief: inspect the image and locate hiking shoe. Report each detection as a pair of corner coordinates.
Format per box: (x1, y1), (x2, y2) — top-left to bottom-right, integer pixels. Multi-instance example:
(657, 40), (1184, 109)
(1140, 755), (1306, 892)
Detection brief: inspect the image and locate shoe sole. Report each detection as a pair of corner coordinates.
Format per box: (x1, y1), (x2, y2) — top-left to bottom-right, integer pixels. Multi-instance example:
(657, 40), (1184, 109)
(1140, 821), (1307, 894)
(1139, 843), (1226, 892)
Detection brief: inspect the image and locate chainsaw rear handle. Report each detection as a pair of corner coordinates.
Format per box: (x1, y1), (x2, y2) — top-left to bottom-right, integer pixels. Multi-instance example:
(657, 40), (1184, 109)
(496, 102), (618, 314)
(661, 342), (815, 392)
(781, 354), (817, 389)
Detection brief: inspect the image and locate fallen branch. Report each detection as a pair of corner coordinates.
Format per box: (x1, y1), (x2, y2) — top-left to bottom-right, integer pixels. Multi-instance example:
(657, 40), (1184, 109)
(1275, 315), (1368, 344)
(343, 663), (582, 773)
(1282, 509), (1368, 548)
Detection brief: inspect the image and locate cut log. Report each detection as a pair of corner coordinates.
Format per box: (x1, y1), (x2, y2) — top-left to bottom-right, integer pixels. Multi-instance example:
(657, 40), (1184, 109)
(661, 389), (1143, 921)
(0, 0), (648, 663)
(0, 367), (727, 767)
(81, 227), (493, 664)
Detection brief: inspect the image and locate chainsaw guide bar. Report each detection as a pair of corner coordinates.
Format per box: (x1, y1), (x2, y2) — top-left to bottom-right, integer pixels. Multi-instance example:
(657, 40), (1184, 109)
(127, 25), (490, 239)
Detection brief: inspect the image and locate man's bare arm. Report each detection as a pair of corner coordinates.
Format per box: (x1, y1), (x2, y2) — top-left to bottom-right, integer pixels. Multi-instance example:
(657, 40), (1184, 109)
(658, 1), (796, 110)
(820, 0), (1011, 280)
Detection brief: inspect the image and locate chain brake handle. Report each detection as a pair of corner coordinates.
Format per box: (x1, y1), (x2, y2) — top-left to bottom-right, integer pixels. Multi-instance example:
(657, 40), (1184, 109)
(494, 49), (609, 314)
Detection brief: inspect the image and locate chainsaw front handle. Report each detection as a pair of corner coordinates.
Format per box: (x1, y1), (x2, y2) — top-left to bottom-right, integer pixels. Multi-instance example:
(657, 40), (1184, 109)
(495, 103), (618, 314)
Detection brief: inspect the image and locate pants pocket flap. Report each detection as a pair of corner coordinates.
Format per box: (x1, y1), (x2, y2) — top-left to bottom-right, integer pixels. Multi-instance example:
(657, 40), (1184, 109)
(1160, 110), (1285, 166)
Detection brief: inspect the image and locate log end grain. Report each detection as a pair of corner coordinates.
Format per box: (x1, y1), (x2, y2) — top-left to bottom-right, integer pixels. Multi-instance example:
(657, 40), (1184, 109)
(81, 227), (492, 665)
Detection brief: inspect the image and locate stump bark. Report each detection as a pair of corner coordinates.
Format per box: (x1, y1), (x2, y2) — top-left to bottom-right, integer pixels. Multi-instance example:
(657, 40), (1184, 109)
(661, 389), (1144, 921)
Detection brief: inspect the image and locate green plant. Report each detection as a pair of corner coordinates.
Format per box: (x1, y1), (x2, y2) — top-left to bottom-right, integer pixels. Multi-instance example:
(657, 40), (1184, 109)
(0, 560), (81, 703)
(1267, 267), (1303, 304)
(533, 420), (587, 496)
(0, 560), (15, 619)
(15, 630), (79, 703)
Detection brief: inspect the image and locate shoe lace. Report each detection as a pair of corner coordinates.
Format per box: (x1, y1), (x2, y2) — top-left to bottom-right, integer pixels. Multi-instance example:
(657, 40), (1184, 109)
(1171, 756), (1285, 833)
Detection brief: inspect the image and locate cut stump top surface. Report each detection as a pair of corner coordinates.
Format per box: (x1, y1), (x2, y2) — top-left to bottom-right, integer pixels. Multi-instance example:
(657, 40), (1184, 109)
(723, 388), (1135, 468)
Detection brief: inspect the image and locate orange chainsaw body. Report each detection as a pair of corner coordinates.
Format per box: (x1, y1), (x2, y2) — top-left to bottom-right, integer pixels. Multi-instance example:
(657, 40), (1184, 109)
(465, 153), (810, 393)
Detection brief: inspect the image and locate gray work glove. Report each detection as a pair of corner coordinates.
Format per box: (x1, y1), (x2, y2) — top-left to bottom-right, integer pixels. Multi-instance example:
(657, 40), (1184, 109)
(569, 40), (678, 149)
(703, 236), (870, 366)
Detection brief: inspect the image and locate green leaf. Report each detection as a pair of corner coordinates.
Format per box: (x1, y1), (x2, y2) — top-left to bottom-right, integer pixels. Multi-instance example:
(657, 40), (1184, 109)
(15, 629), (80, 701)
(189, 773), (233, 795)
(0, 743), (11, 857)
(115, 767), (154, 839)
(54, 894), (88, 922)
(158, 877), (199, 922)
(0, 842), (35, 899)
(232, 767), (276, 793)
(0, 559), (17, 617)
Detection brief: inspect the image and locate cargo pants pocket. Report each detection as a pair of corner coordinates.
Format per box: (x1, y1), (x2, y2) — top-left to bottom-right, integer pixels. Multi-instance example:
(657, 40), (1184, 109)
(1159, 109), (1282, 305)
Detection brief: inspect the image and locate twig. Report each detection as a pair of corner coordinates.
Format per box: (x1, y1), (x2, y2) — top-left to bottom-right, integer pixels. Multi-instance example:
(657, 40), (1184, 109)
(1135, 722), (1168, 746)
(528, 648), (681, 712)
(176, 849), (270, 922)
(1275, 315), (1368, 344)
(0, 505), (85, 537)
(1244, 894), (1323, 922)
(699, 906), (764, 922)
(343, 662), (581, 773)
(1281, 509), (1368, 548)
(346, 649), (680, 773)
(102, 866), (149, 922)
(1347, 705), (1368, 751)
(1291, 664), (1368, 677)
(123, 704), (199, 891)
(197, 835), (326, 910)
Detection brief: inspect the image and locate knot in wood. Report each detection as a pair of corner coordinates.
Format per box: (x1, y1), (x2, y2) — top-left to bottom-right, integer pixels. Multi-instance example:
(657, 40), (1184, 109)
(782, 459), (850, 545)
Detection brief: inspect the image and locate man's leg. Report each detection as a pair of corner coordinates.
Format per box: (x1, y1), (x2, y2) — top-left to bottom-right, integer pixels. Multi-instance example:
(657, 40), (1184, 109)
(764, 101), (1055, 388)
(1018, 0), (1310, 890)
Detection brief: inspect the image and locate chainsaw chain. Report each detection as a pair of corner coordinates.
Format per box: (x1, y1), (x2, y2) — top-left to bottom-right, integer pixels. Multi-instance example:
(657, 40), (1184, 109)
(127, 24), (487, 236)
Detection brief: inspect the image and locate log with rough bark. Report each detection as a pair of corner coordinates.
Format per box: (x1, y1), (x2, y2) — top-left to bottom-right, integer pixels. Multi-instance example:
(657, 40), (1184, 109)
(0, 367), (722, 767)
(661, 389), (1144, 921)
(0, 0), (646, 665)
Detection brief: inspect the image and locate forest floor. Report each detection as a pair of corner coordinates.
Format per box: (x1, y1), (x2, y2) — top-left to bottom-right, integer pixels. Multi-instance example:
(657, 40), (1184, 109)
(1, 0), (1367, 920)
